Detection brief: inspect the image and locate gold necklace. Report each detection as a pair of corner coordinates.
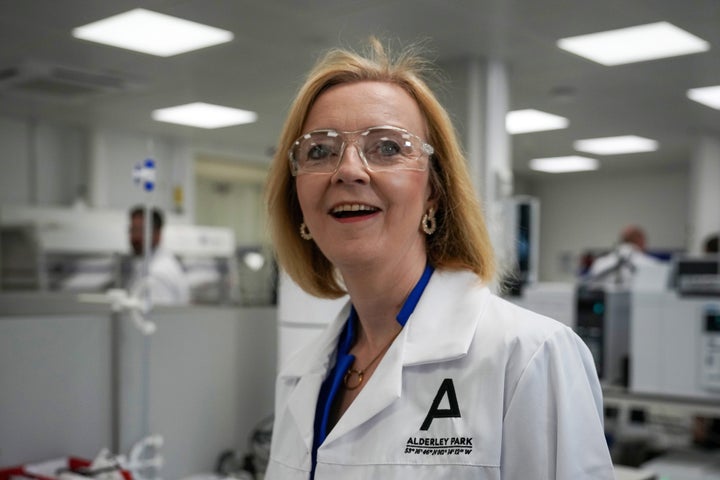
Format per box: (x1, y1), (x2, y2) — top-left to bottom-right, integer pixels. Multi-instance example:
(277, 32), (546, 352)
(344, 328), (402, 390)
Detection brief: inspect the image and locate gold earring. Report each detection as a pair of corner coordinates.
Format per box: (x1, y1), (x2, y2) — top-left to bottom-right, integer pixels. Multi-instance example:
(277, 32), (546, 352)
(299, 222), (313, 240)
(421, 208), (436, 235)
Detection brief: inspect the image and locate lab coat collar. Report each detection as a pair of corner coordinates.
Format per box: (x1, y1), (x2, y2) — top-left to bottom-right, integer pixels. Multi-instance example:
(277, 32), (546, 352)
(402, 268), (489, 365)
(279, 301), (353, 378)
(278, 269), (488, 376)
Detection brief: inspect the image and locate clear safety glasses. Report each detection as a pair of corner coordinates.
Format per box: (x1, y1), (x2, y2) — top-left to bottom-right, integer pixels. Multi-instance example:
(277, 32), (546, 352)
(288, 125), (434, 176)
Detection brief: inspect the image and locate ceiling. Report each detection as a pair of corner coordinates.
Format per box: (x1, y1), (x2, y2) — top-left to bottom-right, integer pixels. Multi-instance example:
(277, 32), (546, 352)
(1, 0), (718, 181)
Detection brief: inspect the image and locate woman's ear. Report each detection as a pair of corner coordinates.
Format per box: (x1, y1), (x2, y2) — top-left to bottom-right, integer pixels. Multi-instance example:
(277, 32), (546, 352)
(425, 198), (438, 214)
(425, 166), (440, 211)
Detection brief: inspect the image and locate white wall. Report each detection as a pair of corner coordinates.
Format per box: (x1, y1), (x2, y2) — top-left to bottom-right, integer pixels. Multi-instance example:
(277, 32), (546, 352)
(194, 157), (270, 246)
(520, 167), (689, 282)
(88, 128), (194, 218)
(0, 115), (194, 221)
(36, 123), (88, 205)
(0, 116), (87, 206)
(0, 116), (30, 204)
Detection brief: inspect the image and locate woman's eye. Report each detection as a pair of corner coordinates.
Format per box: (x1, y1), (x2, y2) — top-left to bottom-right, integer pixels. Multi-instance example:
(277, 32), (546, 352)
(306, 144), (332, 160)
(376, 140), (402, 156)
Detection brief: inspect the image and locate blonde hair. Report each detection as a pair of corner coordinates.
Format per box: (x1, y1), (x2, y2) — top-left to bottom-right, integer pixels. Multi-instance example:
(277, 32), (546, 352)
(266, 38), (496, 298)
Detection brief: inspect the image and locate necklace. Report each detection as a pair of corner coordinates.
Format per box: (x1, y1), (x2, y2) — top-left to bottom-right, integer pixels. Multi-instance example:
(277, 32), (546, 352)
(344, 328), (402, 390)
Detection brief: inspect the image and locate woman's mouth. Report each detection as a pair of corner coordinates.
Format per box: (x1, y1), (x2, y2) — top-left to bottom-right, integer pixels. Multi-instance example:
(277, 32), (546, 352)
(330, 203), (380, 219)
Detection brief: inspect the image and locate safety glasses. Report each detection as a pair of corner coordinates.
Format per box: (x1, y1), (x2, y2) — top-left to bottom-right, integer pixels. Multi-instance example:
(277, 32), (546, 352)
(288, 125), (434, 176)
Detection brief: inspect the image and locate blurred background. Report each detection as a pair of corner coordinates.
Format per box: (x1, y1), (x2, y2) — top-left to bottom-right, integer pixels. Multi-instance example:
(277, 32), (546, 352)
(1, 1), (719, 479)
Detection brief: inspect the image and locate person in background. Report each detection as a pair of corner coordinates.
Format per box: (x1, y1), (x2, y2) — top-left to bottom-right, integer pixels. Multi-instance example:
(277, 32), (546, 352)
(127, 206), (190, 305)
(704, 233), (719, 254)
(264, 38), (613, 479)
(588, 224), (662, 287)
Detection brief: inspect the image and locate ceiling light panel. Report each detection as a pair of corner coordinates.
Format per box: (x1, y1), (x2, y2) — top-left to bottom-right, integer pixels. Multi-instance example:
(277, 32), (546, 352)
(574, 135), (659, 155)
(72, 8), (234, 57)
(152, 103), (257, 129)
(557, 21), (710, 66)
(506, 109), (569, 134)
(687, 85), (720, 110)
(529, 156), (599, 173)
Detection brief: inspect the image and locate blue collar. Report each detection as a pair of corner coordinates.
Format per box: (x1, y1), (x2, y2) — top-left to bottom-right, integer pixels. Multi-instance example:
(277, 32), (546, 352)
(339, 262), (435, 352)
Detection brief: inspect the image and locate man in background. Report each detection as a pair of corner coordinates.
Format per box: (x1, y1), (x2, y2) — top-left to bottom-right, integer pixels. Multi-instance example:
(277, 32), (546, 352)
(128, 206), (190, 305)
(588, 225), (663, 287)
(704, 233), (719, 254)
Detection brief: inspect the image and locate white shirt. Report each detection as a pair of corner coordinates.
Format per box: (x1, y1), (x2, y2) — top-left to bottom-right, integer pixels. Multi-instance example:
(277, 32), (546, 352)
(129, 247), (190, 305)
(588, 243), (662, 288)
(266, 269), (614, 479)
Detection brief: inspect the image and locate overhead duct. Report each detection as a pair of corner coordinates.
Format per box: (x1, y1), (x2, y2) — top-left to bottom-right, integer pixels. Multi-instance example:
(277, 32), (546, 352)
(0, 60), (142, 101)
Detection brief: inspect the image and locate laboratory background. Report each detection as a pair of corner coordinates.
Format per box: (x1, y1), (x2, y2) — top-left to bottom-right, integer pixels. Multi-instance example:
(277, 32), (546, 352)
(0, 1), (719, 479)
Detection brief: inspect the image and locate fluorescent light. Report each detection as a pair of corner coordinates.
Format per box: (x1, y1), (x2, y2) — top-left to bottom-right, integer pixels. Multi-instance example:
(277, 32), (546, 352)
(72, 8), (233, 57)
(557, 21), (710, 66)
(506, 109), (569, 134)
(529, 156), (599, 173)
(574, 135), (658, 155)
(687, 85), (720, 110)
(152, 103), (257, 129)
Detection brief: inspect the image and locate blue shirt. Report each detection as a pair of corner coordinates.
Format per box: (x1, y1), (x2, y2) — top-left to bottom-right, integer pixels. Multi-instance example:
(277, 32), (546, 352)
(310, 264), (434, 478)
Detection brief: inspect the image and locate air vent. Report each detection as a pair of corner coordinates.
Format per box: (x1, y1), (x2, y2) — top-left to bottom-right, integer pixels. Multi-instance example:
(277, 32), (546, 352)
(0, 60), (141, 101)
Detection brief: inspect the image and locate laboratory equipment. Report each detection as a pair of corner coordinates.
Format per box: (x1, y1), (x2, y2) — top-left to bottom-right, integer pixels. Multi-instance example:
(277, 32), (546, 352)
(575, 287), (630, 386)
(0, 204), (238, 304)
(235, 246), (276, 306)
(673, 256), (720, 297)
(629, 254), (720, 400)
(500, 196), (540, 294)
(0, 206), (127, 292)
(161, 223), (237, 304)
(0, 224), (44, 290)
(505, 282), (576, 328)
(641, 449), (720, 480)
(700, 307), (720, 391)
(631, 289), (720, 400)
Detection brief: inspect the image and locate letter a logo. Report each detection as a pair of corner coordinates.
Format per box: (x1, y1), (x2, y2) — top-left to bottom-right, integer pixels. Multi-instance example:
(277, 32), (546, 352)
(420, 378), (461, 431)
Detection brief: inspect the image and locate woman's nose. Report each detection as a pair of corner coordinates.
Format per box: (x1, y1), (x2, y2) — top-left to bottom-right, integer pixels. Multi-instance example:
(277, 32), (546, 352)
(331, 142), (370, 182)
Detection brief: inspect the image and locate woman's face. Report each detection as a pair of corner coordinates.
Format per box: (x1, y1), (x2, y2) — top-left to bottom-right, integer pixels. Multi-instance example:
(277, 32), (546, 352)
(295, 81), (435, 273)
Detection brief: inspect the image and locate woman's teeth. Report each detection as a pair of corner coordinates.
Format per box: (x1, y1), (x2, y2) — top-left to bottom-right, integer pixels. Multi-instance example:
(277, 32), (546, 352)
(331, 204), (379, 218)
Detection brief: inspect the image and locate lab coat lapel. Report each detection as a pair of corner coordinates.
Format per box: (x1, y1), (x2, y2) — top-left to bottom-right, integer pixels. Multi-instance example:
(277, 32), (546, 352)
(280, 303), (351, 451)
(285, 371), (325, 451)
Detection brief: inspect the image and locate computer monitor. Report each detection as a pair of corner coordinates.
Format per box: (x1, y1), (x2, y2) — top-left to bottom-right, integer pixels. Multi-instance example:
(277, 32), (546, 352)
(673, 256), (720, 296)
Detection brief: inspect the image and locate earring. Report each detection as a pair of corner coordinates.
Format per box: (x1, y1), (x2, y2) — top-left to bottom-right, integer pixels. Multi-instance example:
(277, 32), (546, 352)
(299, 222), (313, 240)
(421, 207), (436, 235)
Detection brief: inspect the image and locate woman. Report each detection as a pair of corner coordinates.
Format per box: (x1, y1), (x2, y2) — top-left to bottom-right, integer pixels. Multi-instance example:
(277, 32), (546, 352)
(265, 39), (614, 479)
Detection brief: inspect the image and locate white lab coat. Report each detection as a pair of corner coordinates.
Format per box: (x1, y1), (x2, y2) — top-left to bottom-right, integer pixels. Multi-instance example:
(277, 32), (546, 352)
(588, 242), (662, 288)
(129, 247), (190, 305)
(266, 269), (614, 479)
